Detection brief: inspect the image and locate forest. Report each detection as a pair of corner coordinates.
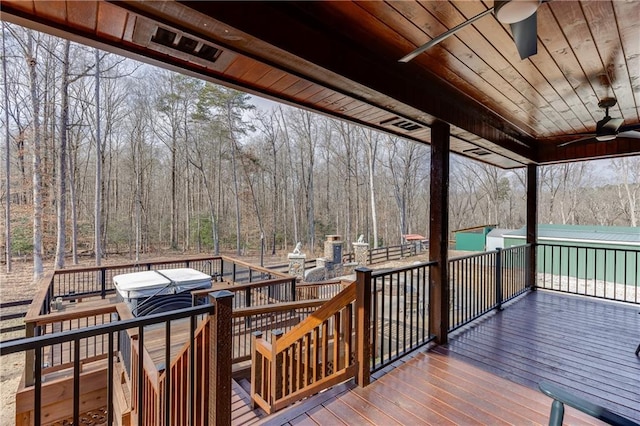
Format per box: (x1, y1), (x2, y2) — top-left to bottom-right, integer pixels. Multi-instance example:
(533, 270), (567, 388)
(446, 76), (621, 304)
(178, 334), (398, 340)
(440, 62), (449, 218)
(1, 24), (639, 277)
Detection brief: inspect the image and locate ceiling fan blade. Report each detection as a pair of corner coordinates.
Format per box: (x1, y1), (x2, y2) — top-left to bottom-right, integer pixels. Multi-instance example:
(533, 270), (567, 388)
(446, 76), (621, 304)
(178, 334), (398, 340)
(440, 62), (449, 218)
(510, 11), (537, 60)
(619, 123), (640, 133)
(558, 134), (596, 148)
(601, 117), (624, 132)
(618, 130), (640, 139)
(399, 7), (494, 63)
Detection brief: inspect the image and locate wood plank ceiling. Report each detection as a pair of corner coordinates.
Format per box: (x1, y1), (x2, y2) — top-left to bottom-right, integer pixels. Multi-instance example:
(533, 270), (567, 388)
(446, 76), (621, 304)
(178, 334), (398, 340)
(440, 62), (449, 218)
(2, 0), (639, 169)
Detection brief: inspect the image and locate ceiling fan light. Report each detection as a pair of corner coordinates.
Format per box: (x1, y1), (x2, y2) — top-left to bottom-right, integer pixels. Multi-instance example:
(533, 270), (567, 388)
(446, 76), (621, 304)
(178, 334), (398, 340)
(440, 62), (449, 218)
(494, 0), (541, 24)
(596, 134), (616, 142)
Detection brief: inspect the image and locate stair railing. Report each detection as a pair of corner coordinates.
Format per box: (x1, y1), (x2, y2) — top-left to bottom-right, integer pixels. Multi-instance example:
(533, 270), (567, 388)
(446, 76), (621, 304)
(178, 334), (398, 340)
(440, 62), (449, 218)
(250, 282), (358, 414)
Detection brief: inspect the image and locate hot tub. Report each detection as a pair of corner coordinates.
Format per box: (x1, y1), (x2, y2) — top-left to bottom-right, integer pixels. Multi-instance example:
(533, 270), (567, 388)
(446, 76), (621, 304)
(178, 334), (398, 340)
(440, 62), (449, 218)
(113, 268), (212, 316)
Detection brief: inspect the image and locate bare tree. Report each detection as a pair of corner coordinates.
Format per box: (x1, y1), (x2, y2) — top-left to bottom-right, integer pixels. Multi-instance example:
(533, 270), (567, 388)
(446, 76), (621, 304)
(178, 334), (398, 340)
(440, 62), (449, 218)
(2, 23), (12, 272)
(54, 40), (70, 268)
(362, 128), (380, 247)
(290, 109), (319, 252)
(93, 48), (102, 265)
(383, 135), (428, 240)
(611, 157), (639, 227)
(25, 30), (44, 278)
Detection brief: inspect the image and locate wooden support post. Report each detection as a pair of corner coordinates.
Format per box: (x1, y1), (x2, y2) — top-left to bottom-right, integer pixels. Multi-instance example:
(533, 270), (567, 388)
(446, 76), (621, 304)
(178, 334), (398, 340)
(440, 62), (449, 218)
(208, 290), (234, 426)
(355, 267), (372, 387)
(270, 330), (284, 408)
(24, 321), (35, 386)
(526, 164), (538, 290)
(429, 121), (450, 344)
(250, 331), (263, 409)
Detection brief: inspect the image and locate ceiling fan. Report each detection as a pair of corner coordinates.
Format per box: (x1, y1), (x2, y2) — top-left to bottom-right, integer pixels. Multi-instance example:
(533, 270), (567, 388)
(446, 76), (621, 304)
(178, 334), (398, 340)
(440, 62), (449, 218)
(558, 98), (640, 147)
(399, 0), (543, 63)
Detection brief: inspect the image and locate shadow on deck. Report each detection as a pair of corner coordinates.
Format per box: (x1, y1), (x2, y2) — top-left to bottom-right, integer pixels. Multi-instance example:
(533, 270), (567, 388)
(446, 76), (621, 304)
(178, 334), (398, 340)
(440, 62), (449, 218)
(258, 290), (640, 425)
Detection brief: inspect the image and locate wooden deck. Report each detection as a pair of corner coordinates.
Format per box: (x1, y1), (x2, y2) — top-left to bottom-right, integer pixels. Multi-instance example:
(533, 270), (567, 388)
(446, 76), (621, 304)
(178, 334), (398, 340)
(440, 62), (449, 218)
(257, 290), (639, 425)
(445, 290), (640, 423)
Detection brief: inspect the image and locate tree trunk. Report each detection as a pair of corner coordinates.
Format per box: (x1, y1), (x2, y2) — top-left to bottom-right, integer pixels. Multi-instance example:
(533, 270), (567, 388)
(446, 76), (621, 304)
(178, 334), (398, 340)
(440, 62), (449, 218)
(54, 40), (70, 269)
(2, 23), (12, 272)
(364, 130), (379, 248)
(27, 31), (43, 279)
(94, 48), (102, 266)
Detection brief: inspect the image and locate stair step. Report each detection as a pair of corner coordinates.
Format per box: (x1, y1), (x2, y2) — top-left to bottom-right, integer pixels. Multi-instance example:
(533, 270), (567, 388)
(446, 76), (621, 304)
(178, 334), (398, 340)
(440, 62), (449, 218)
(232, 379), (266, 424)
(237, 378), (252, 397)
(113, 361), (132, 426)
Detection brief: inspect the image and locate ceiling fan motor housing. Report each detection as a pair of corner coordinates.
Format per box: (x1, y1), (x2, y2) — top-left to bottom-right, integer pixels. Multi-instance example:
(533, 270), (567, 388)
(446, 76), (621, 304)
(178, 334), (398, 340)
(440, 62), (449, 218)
(494, 0), (541, 24)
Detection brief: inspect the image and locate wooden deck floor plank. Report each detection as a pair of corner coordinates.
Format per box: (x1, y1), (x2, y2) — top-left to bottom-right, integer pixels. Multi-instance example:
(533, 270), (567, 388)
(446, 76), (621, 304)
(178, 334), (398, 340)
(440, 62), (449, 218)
(287, 414), (319, 425)
(474, 319), (637, 369)
(373, 372), (486, 425)
(380, 366), (512, 426)
(350, 386), (436, 425)
(305, 404), (348, 425)
(468, 305), (640, 365)
(502, 294), (639, 342)
(406, 351), (603, 426)
(445, 291), (640, 423)
(336, 391), (404, 426)
(232, 410), (262, 426)
(321, 398), (375, 425)
(398, 358), (545, 425)
(451, 319), (639, 385)
(458, 323), (640, 383)
(422, 349), (570, 412)
(448, 330), (640, 413)
(454, 318), (640, 377)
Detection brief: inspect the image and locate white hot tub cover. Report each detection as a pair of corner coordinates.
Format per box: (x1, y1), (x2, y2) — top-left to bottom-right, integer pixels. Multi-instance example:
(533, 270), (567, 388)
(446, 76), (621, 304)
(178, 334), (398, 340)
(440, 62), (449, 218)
(113, 268), (212, 300)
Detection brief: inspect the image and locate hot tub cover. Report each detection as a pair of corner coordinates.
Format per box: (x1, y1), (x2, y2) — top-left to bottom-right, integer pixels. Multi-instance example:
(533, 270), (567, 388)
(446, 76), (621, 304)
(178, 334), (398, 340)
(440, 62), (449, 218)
(113, 268), (211, 300)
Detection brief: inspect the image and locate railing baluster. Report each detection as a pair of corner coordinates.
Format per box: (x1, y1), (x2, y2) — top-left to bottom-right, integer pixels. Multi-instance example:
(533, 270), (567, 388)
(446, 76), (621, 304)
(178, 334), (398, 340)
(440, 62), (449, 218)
(108, 331), (114, 426)
(165, 320), (171, 425)
(496, 248), (503, 311)
(138, 325), (144, 426)
(73, 337), (80, 424)
(189, 314), (195, 426)
(34, 346), (42, 425)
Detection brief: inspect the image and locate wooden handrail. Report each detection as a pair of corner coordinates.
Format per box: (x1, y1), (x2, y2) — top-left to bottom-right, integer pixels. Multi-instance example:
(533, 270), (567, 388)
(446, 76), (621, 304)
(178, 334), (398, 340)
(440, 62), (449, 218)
(208, 275), (294, 293)
(33, 305), (118, 327)
(254, 339), (273, 360)
(224, 257), (290, 278)
(276, 283), (356, 350)
(24, 272), (56, 321)
(49, 255), (224, 275)
(232, 299), (328, 318)
(251, 282), (358, 413)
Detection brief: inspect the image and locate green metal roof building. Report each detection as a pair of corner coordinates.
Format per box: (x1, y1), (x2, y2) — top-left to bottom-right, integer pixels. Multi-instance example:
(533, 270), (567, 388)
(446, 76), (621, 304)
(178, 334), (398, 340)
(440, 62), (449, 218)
(453, 224), (496, 251)
(503, 224), (640, 286)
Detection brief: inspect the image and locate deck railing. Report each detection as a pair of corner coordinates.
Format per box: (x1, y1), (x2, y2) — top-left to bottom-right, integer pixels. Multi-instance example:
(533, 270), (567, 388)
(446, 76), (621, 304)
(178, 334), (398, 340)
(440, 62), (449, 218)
(370, 261), (434, 372)
(449, 245), (530, 331)
(251, 282), (358, 414)
(233, 299), (328, 364)
(193, 276), (298, 310)
(0, 299), (33, 335)
(537, 243), (639, 304)
(157, 317), (210, 426)
(28, 255), (289, 321)
(33, 304), (121, 372)
(0, 294), (233, 426)
(341, 242), (419, 265)
(130, 327), (162, 426)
